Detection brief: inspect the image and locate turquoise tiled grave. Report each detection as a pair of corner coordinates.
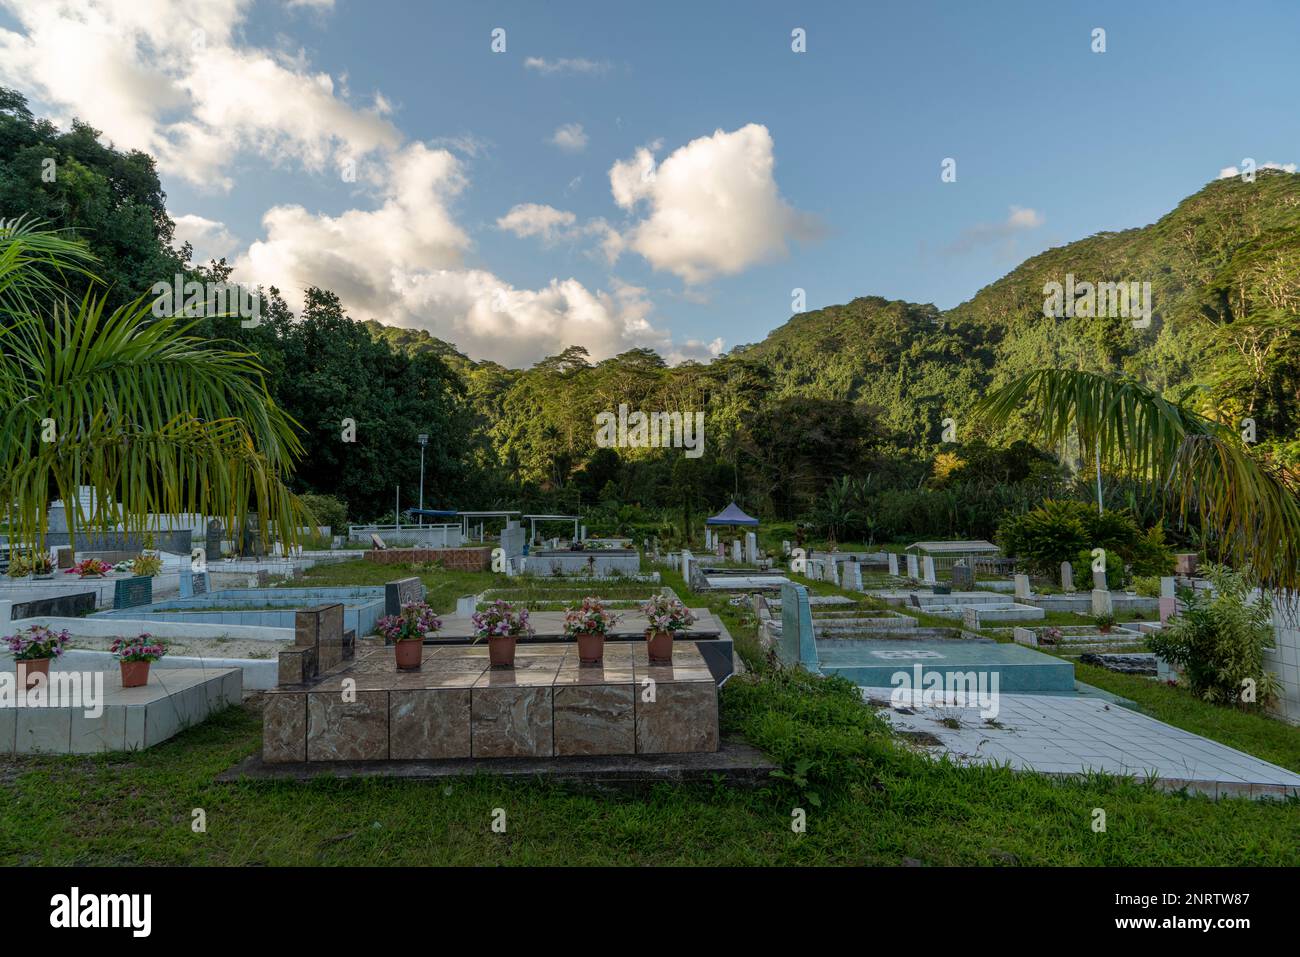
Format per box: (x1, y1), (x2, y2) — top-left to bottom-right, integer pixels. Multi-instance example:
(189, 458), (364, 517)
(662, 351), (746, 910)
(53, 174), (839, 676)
(90, 586), (386, 636)
(815, 638), (1077, 694)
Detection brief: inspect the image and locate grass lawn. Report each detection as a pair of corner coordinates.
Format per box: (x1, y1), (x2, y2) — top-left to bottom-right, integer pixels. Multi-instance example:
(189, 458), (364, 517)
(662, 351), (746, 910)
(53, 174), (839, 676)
(1, 561), (1296, 866)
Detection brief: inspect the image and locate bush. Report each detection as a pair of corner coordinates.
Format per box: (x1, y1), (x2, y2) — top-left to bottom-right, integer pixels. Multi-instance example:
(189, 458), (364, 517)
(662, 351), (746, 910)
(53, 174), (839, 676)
(1147, 564), (1278, 707)
(298, 493), (349, 533)
(1132, 575), (1161, 597)
(999, 500), (1167, 583)
(131, 553), (163, 577)
(1073, 548), (1126, 590)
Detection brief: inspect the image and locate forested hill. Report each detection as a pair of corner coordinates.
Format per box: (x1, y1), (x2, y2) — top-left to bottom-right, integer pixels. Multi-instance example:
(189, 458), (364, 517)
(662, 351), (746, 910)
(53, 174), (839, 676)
(735, 169), (1300, 442)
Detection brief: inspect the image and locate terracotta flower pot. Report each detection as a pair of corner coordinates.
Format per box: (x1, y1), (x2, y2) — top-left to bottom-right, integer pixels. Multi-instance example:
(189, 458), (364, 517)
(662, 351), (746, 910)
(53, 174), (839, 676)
(394, 638), (424, 671)
(576, 631), (605, 665)
(646, 630), (673, 664)
(17, 657), (51, 690)
(120, 660), (151, 688)
(489, 634), (517, 667)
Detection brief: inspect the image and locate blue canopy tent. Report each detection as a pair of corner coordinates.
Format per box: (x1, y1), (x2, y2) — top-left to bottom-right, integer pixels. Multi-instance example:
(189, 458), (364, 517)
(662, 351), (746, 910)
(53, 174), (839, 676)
(705, 502), (759, 527)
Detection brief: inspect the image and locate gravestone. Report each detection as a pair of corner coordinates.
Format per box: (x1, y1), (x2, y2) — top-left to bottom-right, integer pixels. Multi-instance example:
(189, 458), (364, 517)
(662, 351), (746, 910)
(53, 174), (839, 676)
(113, 575), (152, 610)
(370, 532), (387, 550)
(887, 553), (899, 576)
(205, 519), (223, 562)
(962, 607), (981, 630)
(951, 560), (974, 591)
(1014, 574), (1031, 600)
(256, 569), (270, 588)
(827, 558), (840, 586)
(715, 541), (724, 557)
(456, 595), (477, 617)
(1013, 626), (1038, 648)
(731, 540), (741, 563)
(1159, 576), (1176, 598)
(921, 556), (937, 584)
(240, 517), (264, 558)
(781, 540), (791, 557)
(385, 576), (425, 616)
(681, 549), (693, 585)
(1158, 577), (1177, 624)
(1092, 587), (1113, 617)
(11, 592), (96, 620)
(905, 554), (919, 579)
(847, 560), (863, 591)
(178, 569), (211, 598)
(1174, 553), (1198, 575)
(744, 532), (757, 564)
(1060, 561), (1074, 593)
(1092, 567), (1108, 591)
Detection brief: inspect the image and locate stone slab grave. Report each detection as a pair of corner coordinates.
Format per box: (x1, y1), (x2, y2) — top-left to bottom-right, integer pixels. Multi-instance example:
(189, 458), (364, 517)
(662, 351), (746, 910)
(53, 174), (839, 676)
(905, 554), (919, 579)
(113, 575), (153, 610)
(278, 603), (351, 685)
(951, 560), (974, 591)
(178, 569), (210, 598)
(263, 640), (719, 763)
(887, 552), (899, 576)
(9, 591), (97, 620)
(0, 667), (241, 754)
(384, 576), (426, 618)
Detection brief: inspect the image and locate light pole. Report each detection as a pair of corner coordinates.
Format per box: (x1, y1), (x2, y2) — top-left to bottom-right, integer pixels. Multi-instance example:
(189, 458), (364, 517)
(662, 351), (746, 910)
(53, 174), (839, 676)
(417, 434), (428, 526)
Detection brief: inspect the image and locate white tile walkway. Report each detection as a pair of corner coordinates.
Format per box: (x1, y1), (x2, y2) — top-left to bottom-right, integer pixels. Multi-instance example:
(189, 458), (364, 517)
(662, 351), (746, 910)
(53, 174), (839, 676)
(862, 687), (1300, 799)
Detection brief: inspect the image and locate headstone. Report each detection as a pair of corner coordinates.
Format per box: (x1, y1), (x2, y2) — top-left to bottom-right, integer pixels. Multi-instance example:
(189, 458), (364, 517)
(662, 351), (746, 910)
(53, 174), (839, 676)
(1060, 561), (1074, 593)
(921, 556), (937, 584)
(778, 581), (818, 668)
(205, 519), (223, 561)
(12, 592), (96, 619)
(745, 532), (757, 564)
(113, 575), (153, 610)
(1174, 553), (1198, 575)
(1092, 567), (1108, 591)
(1159, 576), (1176, 598)
(257, 569), (270, 588)
(827, 558), (840, 586)
(847, 560), (863, 591)
(385, 576), (425, 616)
(1158, 596), (1177, 624)
(704, 529), (712, 548)
(951, 560), (974, 591)
(905, 554), (919, 579)
(731, 540), (741, 563)
(887, 553), (899, 576)
(1014, 574), (1031, 600)
(962, 607), (981, 630)
(178, 569), (211, 598)
(456, 595), (477, 617)
(715, 542), (724, 558)
(1012, 626), (1038, 648)
(781, 540), (791, 557)
(580, 526), (587, 540)
(1092, 588), (1113, 617)
(370, 532), (387, 550)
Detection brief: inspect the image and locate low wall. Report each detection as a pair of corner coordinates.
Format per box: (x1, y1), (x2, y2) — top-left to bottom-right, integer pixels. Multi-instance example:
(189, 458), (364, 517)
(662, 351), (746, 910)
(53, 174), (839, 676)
(1, 647), (278, 690)
(524, 550), (641, 578)
(10, 615), (294, 642)
(364, 547), (492, 571)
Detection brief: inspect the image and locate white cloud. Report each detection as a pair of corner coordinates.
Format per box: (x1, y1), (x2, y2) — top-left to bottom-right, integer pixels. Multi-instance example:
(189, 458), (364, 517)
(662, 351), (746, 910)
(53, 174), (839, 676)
(943, 205), (1045, 256)
(0, 0), (400, 189)
(550, 122), (588, 153)
(497, 204), (577, 241)
(609, 124), (819, 283)
(172, 213), (240, 263)
(1217, 161), (1297, 179)
(523, 56), (611, 76)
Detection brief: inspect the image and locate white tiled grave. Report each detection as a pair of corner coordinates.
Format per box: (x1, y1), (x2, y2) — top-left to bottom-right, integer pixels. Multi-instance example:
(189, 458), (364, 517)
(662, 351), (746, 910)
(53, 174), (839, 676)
(863, 687), (1300, 799)
(0, 667), (241, 754)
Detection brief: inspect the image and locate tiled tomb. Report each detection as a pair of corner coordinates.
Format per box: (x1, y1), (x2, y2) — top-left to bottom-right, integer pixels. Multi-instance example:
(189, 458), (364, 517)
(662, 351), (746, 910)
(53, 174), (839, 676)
(262, 640), (719, 762)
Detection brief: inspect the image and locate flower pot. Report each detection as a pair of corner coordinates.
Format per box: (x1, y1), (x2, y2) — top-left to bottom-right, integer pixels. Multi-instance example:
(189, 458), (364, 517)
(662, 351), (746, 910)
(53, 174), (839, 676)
(576, 631), (605, 665)
(394, 638), (424, 670)
(17, 657), (51, 690)
(120, 660), (151, 688)
(646, 630), (673, 664)
(488, 634), (517, 668)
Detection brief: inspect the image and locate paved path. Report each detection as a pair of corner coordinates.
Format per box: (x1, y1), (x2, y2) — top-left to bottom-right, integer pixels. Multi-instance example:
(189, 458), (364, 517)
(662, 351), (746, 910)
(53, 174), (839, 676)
(862, 687), (1300, 799)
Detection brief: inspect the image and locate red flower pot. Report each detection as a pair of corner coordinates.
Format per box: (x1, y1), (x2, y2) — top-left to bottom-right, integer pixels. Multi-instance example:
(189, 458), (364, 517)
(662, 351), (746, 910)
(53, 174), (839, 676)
(488, 634), (517, 668)
(646, 630), (673, 664)
(120, 660), (151, 688)
(576, 631), (605, 665)
(394, 638), (424, 670)
(17, 658), (51, 691)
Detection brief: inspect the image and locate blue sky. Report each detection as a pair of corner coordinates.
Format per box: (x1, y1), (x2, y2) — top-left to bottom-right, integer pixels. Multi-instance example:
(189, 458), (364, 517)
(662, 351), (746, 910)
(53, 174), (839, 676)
(2, 0), (1297, 365)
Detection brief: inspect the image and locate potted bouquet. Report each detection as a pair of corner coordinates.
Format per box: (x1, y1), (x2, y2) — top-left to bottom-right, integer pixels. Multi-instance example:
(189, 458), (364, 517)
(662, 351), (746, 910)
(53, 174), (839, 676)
(640, 593), (696, 664)
(30, 554), (54, 579)
(1094, 612), (1117, 635)
(5, 625), (69, 689)
(471, 599), (533, 667)
(376, 601), (441, 670)
(67, 557), (111, 578)
(563, 596), (620, 665)
(110, 633), (167, 687)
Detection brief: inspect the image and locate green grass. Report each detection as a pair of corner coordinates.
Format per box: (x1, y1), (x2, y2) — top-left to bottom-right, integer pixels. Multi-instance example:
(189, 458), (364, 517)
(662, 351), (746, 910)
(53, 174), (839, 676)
(2, 559), (1296, 866)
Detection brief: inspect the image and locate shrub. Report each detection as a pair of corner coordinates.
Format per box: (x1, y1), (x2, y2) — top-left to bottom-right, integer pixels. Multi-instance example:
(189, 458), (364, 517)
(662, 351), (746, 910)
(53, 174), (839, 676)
(1146, 564), (1278, 707)
(1127, 524), (1176, 577)
(998, 500), (1091, 576)
(1132, 575), (1161, 597)
(131, 553), (163, 577)
(298, 493), (349, 533)
(1073, 548), (1126, 590)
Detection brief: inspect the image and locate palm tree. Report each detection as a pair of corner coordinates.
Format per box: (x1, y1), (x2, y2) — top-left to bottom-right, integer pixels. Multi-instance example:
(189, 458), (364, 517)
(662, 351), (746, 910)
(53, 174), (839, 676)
(0, 219), (307, 556)
(974, 368), (1300, 592)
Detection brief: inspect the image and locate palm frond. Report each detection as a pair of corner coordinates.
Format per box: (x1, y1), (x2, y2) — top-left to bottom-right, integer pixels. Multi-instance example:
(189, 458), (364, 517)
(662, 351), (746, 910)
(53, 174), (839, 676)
(974, 368), (1300, 592)
(0, 216), (101, 318)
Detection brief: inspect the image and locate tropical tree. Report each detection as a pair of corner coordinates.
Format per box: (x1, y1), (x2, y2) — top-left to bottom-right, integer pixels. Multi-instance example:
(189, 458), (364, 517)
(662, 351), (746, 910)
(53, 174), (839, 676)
(0, 220), (308, 556)
(975, 368), (1300, 592)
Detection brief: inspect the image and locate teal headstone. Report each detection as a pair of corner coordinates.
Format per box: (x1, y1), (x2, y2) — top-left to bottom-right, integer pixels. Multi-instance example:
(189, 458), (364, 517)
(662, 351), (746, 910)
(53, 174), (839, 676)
(113, 575), (153, 610)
